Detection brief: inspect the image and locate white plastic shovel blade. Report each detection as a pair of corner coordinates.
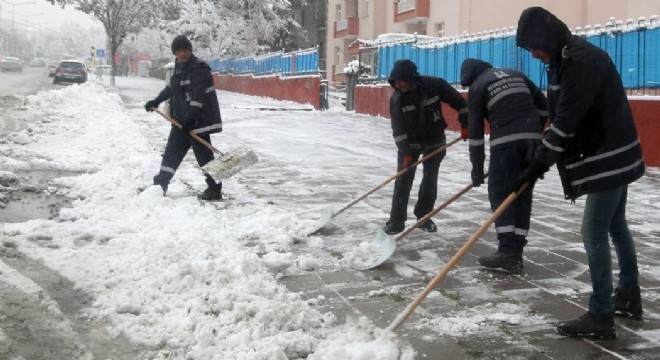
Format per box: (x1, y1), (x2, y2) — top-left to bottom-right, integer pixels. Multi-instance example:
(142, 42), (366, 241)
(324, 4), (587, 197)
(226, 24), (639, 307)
(203, 147), (258, 181)
(350, 230), (397, 270)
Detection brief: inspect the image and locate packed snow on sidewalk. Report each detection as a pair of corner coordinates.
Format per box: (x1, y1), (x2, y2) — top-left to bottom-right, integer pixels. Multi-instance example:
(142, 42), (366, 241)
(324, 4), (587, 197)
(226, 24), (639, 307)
(0, 82), (414, 359)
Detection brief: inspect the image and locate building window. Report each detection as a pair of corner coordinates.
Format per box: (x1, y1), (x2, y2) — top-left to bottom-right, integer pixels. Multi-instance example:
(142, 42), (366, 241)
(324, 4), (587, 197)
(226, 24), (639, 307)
(335, 5), (342, 21)
(364, 1), (370, 17)
(436, 22), (445, 38)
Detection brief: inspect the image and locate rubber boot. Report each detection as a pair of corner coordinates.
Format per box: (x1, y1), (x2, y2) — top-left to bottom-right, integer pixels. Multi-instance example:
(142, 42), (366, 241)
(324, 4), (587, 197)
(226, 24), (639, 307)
(199, 175), (222, 200)
(153, 174), (169, 196)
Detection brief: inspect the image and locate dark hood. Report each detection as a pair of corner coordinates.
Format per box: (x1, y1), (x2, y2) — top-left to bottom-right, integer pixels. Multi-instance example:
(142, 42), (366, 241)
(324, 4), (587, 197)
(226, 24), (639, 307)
(460, 58), (493, 87)
(388, 59), (421, 88)
(516, 7), (572, 62)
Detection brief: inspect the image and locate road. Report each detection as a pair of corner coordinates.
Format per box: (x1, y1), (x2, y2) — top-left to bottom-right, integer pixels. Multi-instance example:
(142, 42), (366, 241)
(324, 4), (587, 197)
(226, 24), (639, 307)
(0, 66), (53, 135)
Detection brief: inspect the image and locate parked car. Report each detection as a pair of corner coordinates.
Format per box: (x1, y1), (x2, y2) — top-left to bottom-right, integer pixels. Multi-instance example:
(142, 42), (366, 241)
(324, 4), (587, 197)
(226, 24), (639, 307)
(0, 57), (23, 72)
(53, 60), (88, 84)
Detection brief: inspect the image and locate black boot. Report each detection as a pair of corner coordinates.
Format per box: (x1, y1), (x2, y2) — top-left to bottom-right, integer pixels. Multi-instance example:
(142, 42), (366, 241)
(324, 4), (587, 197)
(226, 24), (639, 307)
(556, 312), (616, 340)
(383, 221), (405, 235)
(199, 176), (222, 201)
(418, 218), (437, 232)
(478, 252), (523, 271)
(152, 175), (169, 196)
(613, 287), (643, 320)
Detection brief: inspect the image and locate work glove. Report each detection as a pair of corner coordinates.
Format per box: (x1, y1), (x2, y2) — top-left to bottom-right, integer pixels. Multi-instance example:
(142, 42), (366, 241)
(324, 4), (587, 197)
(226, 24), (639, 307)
(460, 127), (469, 141)
(471, 166), (485, 187)
(144, 99), (160, 112)
(514, 161), (549, 193)
(402, 154), (415, 169)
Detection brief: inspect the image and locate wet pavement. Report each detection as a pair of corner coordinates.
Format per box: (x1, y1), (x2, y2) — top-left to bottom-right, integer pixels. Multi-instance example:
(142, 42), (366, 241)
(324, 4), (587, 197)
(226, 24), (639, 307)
(208, 95), (660, 359)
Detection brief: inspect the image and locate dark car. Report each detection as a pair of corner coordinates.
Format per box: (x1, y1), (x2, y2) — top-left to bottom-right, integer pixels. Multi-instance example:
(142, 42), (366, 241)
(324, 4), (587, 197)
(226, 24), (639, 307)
(1, 57), (23, 72)
(53, 60), (88, 84)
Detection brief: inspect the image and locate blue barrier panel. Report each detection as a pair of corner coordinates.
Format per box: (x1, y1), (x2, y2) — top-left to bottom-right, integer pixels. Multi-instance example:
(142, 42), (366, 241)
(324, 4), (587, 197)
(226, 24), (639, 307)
(416, 47), (426, 75)
(437, 45), (448, 79)
(503, 36), (518, 69)
(477, 38), (494, 65)
(456, 42), (468, 79)
(446, 43), (457, 83)
(490, 38), (507, 68)
(427, 47), (437, 77)
(645, 27), (660, 88)
(468, 40), (480, 59)
(621, 30), (640, 88)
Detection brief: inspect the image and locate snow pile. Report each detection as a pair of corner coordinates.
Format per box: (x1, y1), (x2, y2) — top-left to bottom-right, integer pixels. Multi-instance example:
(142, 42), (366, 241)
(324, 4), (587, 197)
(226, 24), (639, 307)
(0, 82), (415, 359)
(309, 316), (416, 360)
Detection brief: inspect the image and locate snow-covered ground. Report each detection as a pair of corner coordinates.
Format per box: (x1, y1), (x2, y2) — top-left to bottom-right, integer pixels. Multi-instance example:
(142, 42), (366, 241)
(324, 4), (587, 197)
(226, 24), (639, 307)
(0, 75), (658, 359)
(0, 77), (416, 359)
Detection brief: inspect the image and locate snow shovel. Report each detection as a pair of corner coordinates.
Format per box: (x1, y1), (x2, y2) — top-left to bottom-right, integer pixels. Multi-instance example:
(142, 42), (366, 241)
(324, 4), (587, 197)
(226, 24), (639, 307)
(351, 173), (488, 271)
(307, 137), (462, 235)
(387, 182), (530, 332)
(152, 108), (258, 181)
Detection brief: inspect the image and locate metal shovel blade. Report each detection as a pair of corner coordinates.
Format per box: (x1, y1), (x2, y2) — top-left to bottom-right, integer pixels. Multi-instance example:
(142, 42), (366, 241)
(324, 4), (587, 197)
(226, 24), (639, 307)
(350, 230), (397, 271)
(305, 207), (335, 236)
(203, 146), (258, 181)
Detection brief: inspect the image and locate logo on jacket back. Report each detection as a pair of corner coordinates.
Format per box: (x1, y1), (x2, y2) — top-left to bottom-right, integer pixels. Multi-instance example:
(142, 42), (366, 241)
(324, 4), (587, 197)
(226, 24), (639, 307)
(493, 70), (509, 79)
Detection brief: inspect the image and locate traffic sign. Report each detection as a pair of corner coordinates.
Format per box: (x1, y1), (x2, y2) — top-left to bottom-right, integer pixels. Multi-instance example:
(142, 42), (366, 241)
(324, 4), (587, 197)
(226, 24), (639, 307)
(96, 48), (106, 57)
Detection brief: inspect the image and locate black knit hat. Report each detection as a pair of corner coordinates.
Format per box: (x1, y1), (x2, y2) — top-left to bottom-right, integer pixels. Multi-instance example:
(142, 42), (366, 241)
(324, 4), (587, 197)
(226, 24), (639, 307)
(171, 35), (193, 54)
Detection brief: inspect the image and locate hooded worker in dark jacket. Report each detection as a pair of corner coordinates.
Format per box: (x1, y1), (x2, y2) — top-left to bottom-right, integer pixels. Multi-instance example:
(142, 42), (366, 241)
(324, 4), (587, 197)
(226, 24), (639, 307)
(384, 59), (468, 235)
(460, 58), (547, 271)
(516, 6), (645, 340)
(145, 35), (223, 200)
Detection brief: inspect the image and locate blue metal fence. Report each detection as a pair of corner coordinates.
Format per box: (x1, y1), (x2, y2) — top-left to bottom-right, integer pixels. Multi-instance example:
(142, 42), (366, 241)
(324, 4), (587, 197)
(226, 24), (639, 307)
(211, 47), (320, 76)
(374, 25), (660, 89)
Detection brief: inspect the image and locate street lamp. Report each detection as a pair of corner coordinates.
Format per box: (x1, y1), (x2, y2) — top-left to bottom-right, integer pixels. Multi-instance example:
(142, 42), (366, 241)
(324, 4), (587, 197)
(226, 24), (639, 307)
(0, 0), (36, 30)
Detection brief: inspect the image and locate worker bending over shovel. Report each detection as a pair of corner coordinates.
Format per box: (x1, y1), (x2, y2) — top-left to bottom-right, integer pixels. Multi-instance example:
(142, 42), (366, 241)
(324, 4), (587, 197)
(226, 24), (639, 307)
(460, 58), (547, 271)
(144, 35), (224, 200)
(384, 59), (468, 235)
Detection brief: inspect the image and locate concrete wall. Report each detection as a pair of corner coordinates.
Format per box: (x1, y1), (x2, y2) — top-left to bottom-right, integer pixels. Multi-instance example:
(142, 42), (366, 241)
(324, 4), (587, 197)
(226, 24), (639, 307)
(213, 74), (321, 110)
(355, 85), (660, 167)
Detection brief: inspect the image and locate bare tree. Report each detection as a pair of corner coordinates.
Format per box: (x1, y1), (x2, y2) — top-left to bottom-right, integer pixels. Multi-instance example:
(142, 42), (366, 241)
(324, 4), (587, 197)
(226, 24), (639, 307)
(47, 0), (179, 85)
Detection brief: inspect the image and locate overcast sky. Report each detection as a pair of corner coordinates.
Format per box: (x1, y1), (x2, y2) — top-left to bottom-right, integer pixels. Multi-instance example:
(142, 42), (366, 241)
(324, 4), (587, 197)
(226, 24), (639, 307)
(0, 1), (99, 30)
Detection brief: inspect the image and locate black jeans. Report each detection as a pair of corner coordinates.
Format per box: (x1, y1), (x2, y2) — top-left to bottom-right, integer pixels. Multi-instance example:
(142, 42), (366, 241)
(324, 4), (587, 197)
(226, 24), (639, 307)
(156, 127), (215, 183)
(388, 146), (445, 224)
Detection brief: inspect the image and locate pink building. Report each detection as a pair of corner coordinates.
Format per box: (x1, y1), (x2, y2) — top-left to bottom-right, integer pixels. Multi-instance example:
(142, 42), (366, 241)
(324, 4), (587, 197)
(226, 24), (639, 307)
(327, 0), (660, 85)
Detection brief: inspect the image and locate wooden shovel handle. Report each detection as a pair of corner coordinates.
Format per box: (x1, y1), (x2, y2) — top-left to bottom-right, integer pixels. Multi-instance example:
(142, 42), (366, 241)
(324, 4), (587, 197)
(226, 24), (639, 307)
(388, 182), (530, 332)
(395, 172), (490, 241)
(334, 137), (462, 216)
(151, 107), (224, 156)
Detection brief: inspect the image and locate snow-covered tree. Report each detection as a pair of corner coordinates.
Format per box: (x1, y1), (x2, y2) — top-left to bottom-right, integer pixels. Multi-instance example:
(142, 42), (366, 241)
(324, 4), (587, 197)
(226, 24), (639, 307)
(163, 0), (301, 59)
(47, 0), (179, 85)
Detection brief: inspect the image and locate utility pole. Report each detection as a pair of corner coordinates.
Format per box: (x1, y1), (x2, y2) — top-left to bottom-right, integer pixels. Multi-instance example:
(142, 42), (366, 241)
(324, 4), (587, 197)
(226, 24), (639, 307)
(0, 0), (36, 30)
